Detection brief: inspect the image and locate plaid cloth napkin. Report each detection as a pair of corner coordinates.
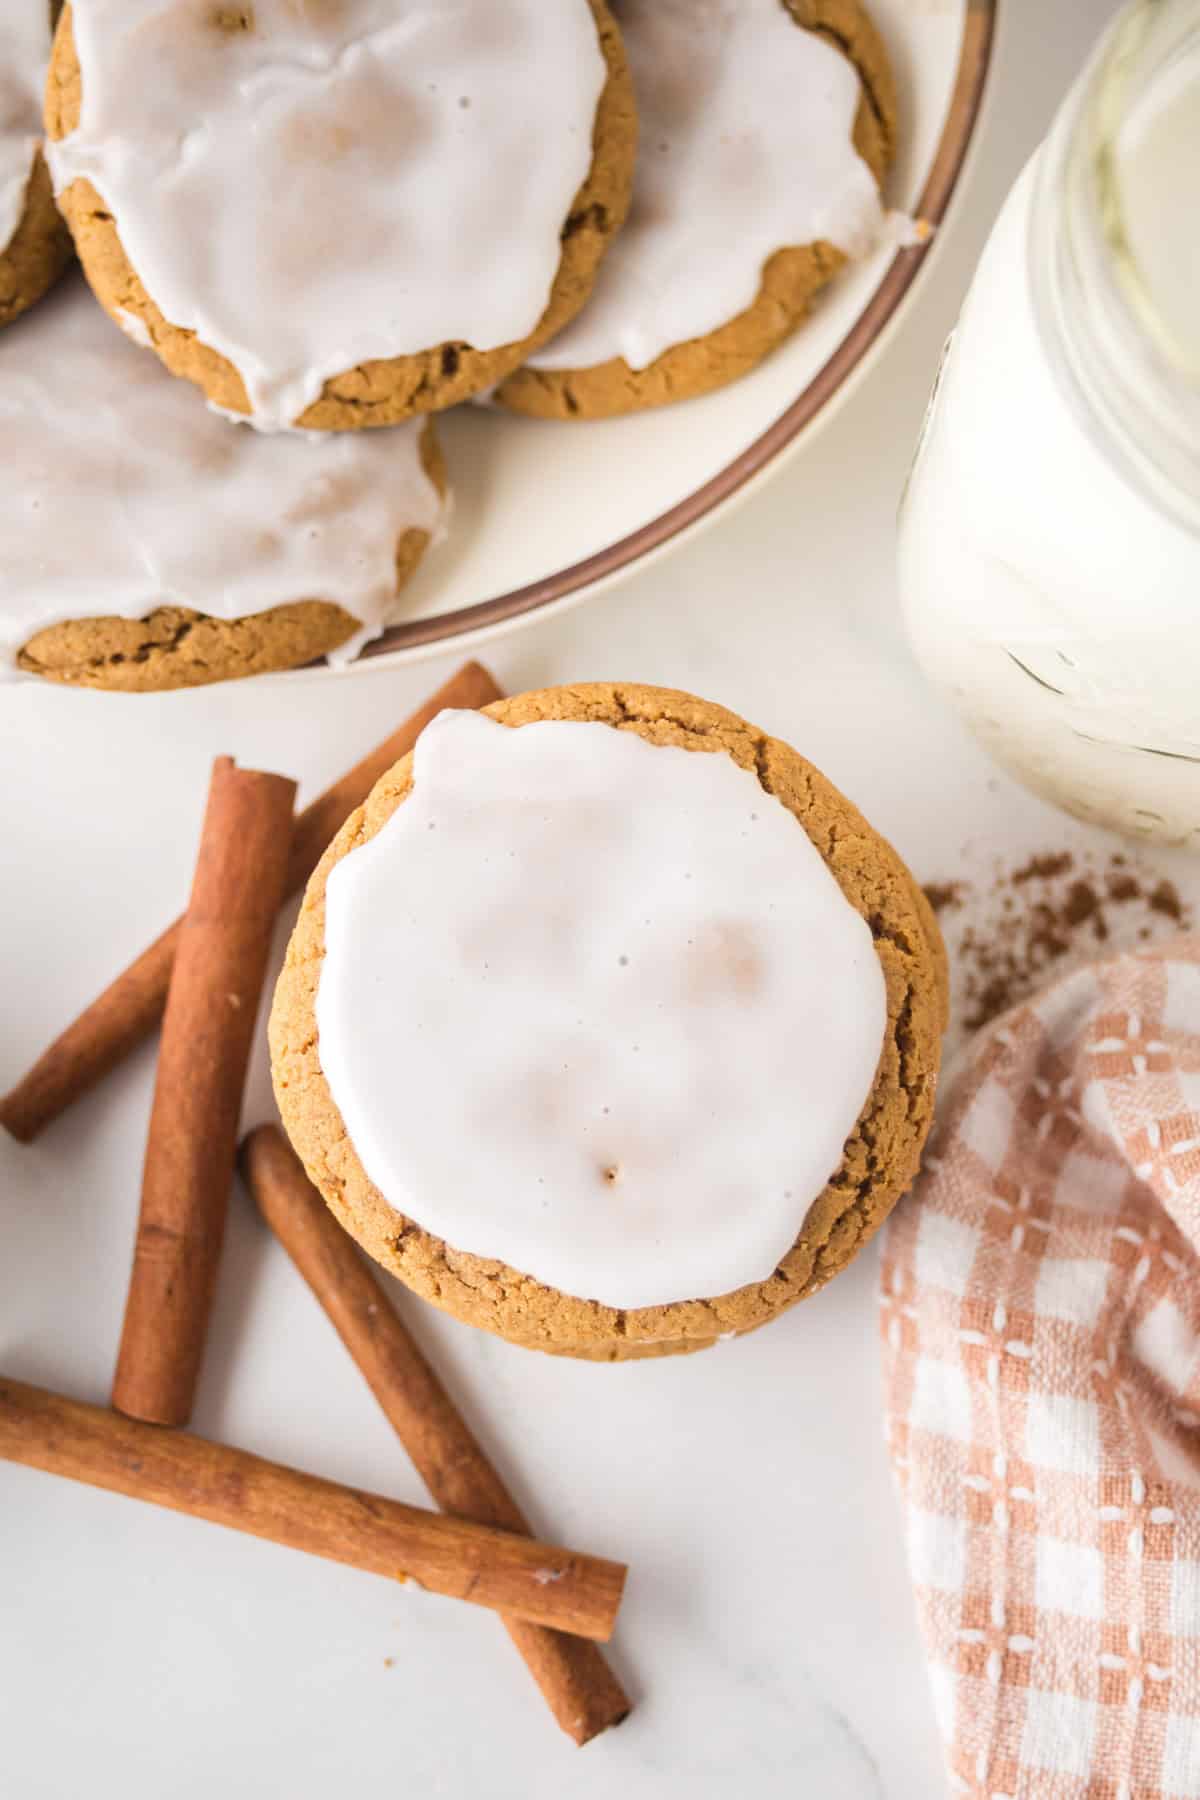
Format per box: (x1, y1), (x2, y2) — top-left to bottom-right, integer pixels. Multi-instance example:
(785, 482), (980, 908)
(881, 940), (1200, 1799)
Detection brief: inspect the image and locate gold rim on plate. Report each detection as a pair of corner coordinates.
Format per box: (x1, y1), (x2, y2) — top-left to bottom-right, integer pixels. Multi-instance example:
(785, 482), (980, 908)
(357, 0), (998, 663)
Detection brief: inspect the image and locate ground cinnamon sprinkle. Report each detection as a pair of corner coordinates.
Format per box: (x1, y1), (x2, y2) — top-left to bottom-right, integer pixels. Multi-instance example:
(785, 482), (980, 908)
(1011, 852), (1074, 886)
(923, 882), (965, 915)
(1150, 880), (1184, 922)
(925, 851), (1191, 1036)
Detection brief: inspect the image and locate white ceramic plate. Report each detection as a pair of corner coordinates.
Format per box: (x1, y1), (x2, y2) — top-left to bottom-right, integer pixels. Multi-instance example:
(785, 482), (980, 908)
(296, 0), (996, 675)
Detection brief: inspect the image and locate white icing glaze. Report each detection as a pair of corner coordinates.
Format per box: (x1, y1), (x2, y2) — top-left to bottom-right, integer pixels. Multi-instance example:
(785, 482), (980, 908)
(0, 1), (50, 257)
(49, 0), (608, 428)
(529, 0), (883, 374)
(0, 278), (444, 677)
(315, 710), (887, 1311)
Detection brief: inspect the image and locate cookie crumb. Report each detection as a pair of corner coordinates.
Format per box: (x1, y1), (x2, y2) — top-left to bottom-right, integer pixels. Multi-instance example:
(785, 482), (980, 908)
(209, 5), (255, 31)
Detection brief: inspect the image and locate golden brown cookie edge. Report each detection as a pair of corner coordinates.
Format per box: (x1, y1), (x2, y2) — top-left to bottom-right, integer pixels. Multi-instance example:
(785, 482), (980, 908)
(16, 422), (445, 691)
(496, 0), (897, 421)
(0, 151), (73, 328)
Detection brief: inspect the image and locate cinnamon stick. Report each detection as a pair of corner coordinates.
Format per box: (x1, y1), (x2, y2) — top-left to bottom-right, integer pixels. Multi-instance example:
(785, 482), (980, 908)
(0, 1377), (626, 1640)
(241, 1126), (631, 1745)
(0, 661), (503, 1143)
(112, 757), (297, 1428)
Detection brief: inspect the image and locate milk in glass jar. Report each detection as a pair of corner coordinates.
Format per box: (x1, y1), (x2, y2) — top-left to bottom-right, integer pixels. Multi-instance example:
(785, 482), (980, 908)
(899, 0), (1200, 846)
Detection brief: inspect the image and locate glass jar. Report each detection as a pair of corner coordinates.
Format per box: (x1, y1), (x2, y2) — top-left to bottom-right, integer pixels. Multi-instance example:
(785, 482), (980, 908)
(899, 0), (1200, 846)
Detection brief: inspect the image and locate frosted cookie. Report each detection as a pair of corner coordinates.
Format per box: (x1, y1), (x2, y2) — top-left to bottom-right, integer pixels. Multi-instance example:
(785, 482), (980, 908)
(270, 684), (948, 1361)
(497, 0), (897, 420)
(45, 0), (636, 431)
(5, 279), (446, 691)
(0, 2), (72, 325)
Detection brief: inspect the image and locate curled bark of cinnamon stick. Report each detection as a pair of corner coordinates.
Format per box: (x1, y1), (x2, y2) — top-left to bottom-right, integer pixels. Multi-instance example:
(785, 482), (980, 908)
(0, 1377), (626, 1640)
(241, 1126), (631, 1745)
(0, 661), (502, 1143)
(112, 756), (297, 1428)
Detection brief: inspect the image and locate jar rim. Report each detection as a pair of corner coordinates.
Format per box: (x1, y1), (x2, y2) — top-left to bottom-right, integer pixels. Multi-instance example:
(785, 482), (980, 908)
(1091, 0), (1200, 378)
(1030, 0), (1200, 530)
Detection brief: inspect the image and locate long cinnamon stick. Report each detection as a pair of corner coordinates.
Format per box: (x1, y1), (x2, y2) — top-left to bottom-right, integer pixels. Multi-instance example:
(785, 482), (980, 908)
(0, 1377), (626, 1640)
(112, 757), (297, 1428)
(0, 661), (503, 1143)
(241, 1127), (631, 1745)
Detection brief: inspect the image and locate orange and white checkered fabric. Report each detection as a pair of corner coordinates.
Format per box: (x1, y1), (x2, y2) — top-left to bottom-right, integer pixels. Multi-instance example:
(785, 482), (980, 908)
(882, 941), (1200, 1799)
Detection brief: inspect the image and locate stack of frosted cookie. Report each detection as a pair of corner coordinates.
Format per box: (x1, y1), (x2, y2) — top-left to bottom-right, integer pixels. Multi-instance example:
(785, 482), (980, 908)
(4, 0), (898, 690)
(271, 684), (947, 1360)
(4, 0), (634, 689)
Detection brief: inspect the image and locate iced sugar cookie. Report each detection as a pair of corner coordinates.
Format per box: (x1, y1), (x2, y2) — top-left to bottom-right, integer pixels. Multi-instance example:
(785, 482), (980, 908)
(0, 2), (71, 325)
(270, 685), (947, 1360)
(5, 280), (446, 691)
(45, 0), (636, 431)
(497, 0), (897, 420)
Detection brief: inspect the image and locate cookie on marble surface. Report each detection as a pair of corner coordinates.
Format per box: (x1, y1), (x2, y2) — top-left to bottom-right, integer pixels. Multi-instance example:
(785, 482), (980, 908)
(0, 5), (72, 326)
(270, 683), (947, 1360)
(45, 0), (636, 430)
(497, 0), (896, 420)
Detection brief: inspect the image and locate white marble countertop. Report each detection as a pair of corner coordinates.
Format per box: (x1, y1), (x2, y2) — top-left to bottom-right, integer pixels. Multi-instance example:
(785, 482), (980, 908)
(4, 2), (1184, 1794)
